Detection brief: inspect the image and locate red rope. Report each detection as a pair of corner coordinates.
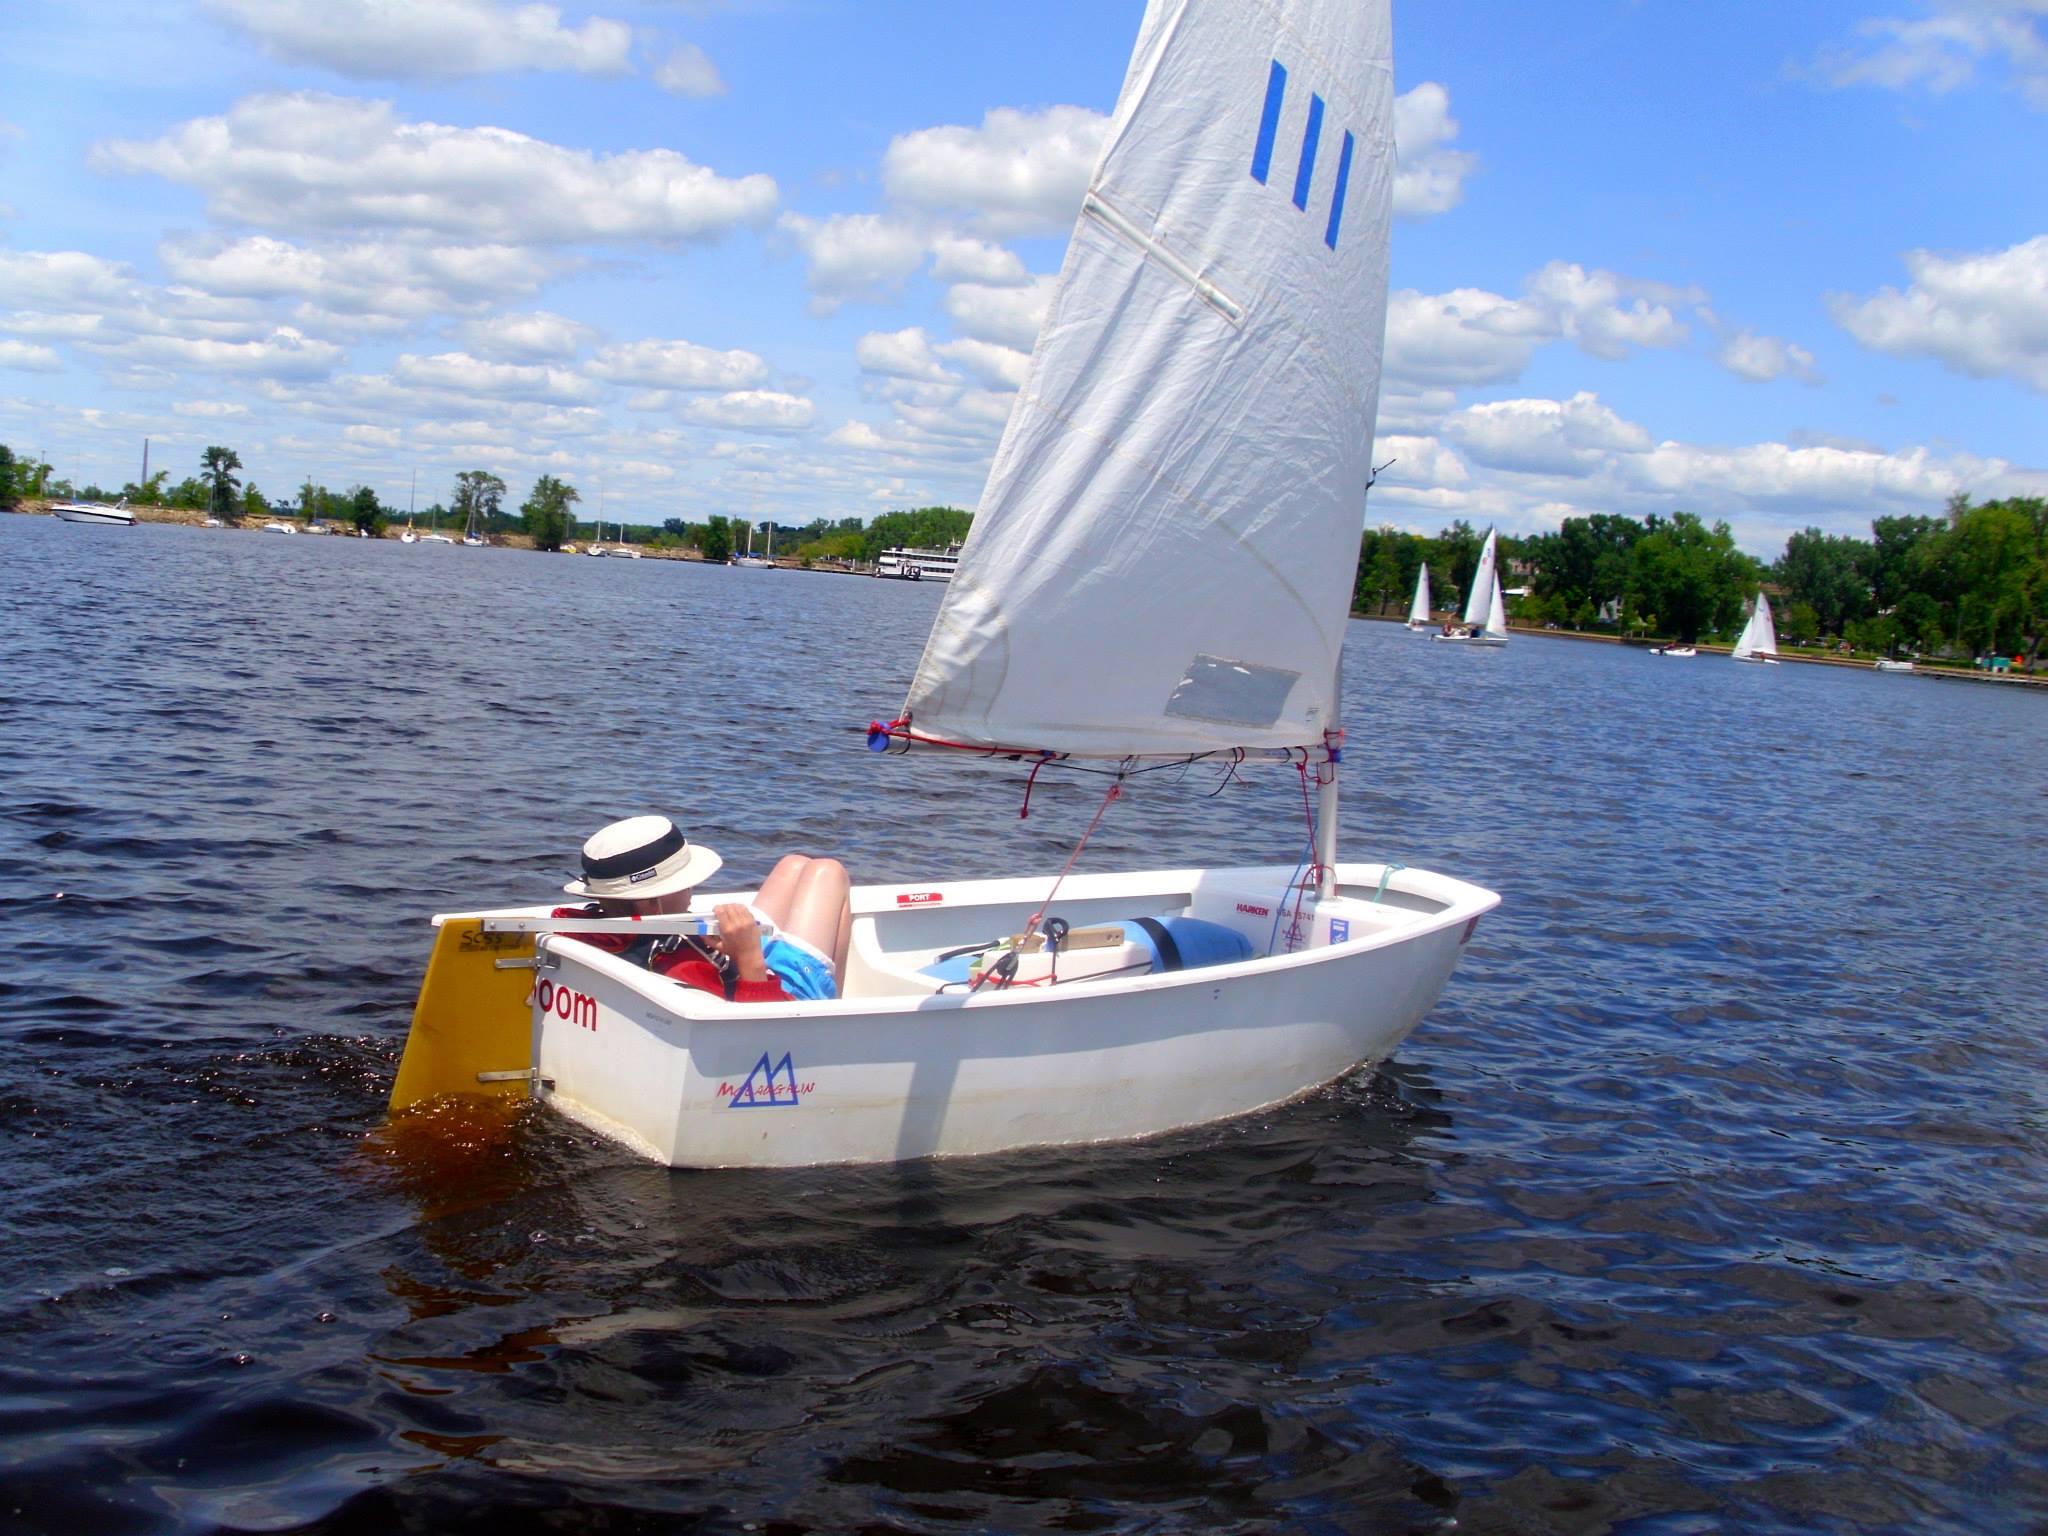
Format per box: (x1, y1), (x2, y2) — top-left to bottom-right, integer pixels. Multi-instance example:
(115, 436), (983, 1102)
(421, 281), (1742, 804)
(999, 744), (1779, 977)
(1018, 755), (1054, 819)
(1024, 778), (1123, 936)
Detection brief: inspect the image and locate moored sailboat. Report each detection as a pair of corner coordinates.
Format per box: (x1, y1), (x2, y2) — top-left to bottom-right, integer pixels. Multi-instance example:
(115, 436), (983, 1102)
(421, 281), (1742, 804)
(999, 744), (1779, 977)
(392, 0), (1499, 1169)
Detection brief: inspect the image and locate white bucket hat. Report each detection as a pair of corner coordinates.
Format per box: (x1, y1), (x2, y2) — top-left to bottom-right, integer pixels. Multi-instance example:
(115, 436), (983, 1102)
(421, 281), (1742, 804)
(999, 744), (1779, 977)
(563, 815), (722, 901)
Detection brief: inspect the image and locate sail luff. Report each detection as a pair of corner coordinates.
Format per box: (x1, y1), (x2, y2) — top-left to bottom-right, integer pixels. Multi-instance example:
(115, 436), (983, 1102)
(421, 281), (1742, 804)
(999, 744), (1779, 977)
(1408, 561), (1430, 625)
(898, 0), (1396, 760)
(1485, 573), (1508, 640)
(1461, 529), (1498, 628)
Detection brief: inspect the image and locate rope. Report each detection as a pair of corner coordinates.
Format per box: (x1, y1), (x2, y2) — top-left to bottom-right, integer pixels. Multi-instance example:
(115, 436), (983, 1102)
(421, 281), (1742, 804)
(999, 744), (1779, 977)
(1023, 776), (1124, 937)
(1372, 863), (1407, 903)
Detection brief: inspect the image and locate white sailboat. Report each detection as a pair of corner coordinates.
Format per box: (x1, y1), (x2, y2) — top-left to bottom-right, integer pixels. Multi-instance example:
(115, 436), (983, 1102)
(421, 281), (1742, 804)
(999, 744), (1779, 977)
(1731, 593), (1780, 665)
(731, 520), (775, 569)
(1430, 528), (1508, 646)
(392, 0), (1499, 1169)
(1405, 561), (1432, 631)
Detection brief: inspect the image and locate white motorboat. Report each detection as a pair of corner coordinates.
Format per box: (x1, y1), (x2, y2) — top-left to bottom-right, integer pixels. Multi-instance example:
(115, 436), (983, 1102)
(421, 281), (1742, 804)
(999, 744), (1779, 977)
(1430, 529), (1509, 646)
(1732, 593), (1780, 665)
(1649, 643), (1697, 658)
(52, 498), (135, 526)
(420, 533), (454, 545)
(262, 520), (298, 534)
(1874, 657), (1915, 673)
(392, 0), (1499, 1169)
(1405, 561), (1433, 631)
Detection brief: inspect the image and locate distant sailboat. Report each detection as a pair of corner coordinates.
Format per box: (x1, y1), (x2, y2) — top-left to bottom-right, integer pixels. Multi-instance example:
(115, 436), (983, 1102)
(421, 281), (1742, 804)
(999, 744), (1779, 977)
(400, 469), (418, 543)
(1405, 561), (1432, 631)
(1430, 528), (1508, 646)
(732, 519), (775, 569)
(1731, 593), (1780, 665)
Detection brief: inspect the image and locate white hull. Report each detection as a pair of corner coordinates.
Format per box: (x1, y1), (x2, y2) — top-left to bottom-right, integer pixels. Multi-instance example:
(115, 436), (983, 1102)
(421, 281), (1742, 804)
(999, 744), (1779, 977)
(1429, 632), (1507, 647)
(452, 861), (1495, 1169)
(1732, 653), (1779, 666)
(731, 556), (775, 569)
(53, 503), (135, 526)
(1649, 645), (1697, 658)
(1874, 659), (1914, 673)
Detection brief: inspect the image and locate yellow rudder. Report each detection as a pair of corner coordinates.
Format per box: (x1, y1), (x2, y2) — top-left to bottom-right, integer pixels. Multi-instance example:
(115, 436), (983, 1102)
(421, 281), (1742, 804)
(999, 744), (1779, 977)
(389, 919), (537, 1112)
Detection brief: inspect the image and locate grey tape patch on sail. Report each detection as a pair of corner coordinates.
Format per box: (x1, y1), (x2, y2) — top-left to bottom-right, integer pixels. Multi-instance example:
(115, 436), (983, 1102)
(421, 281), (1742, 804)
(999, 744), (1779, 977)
(1163, 654), (1300, 728)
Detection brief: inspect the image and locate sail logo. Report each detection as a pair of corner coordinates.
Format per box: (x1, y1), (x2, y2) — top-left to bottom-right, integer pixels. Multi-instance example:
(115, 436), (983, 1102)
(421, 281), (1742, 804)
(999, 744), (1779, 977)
(1249, 59), (1357, 250)
(720, 1051), (814, 1108)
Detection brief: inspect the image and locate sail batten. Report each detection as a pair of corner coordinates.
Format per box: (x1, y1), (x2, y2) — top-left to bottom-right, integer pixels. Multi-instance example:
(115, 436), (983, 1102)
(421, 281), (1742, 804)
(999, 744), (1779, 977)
(899, 0), (1395, 758)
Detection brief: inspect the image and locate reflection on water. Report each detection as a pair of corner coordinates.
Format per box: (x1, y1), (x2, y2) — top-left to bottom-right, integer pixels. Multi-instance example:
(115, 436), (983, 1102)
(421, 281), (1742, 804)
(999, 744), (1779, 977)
(0, 517), (2044, 1533)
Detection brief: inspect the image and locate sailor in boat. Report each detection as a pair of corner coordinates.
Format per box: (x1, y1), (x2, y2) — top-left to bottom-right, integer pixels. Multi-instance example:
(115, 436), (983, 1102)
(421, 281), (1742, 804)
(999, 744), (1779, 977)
(552, 816), (850, 1002)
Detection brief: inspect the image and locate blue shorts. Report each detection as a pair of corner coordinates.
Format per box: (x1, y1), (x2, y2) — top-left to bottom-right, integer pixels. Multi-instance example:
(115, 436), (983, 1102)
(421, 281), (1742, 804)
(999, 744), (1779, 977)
(763, 935), (837, 1001)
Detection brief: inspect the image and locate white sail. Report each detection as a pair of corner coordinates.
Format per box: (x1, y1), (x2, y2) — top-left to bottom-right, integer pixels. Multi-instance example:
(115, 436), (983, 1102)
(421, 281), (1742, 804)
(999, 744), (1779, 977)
(1485, 572), (1508, 640)
(1461, 528), (1498, 628)
(901, 0), (1395, 758)
(1733, 593), (1777, 660)
(1408, 561), (1431, 625)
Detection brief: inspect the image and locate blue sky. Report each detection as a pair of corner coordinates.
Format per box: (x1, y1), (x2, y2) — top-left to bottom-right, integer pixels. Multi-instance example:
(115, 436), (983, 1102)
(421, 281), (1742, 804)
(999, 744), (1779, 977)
(2, 0), (2042, 552)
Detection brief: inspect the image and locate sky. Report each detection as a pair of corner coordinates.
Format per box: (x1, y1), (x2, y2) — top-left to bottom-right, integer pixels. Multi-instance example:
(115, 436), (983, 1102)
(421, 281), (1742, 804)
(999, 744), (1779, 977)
(1, 0), (2042, 553)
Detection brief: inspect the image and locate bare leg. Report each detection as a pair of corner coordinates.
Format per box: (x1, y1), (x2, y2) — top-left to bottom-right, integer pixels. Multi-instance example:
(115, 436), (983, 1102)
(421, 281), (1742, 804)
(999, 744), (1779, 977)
(752, 855), (853, 984)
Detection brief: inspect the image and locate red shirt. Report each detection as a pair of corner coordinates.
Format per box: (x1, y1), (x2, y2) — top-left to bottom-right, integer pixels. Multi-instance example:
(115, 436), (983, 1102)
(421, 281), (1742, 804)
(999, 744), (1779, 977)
(552, 906), (791, 1003)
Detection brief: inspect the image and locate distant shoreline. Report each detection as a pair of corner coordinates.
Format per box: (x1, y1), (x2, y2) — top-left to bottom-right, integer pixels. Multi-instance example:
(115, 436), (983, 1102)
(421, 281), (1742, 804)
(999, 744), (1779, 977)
(7, 501), (884, 576)
(1349, 608), (2046, 688)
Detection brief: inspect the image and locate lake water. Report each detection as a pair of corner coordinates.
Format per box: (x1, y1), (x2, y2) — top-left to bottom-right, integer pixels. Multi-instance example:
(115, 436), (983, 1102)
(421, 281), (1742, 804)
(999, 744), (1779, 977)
(3, 515), (2044, 1535)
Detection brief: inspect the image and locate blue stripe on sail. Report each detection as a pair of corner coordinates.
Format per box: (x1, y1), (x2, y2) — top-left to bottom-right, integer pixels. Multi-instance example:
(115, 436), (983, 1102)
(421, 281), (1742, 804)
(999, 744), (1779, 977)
(1324, 129), (1355, 248)
(1292, 93), (1324, 210)
(1250, 60), (1286, 183)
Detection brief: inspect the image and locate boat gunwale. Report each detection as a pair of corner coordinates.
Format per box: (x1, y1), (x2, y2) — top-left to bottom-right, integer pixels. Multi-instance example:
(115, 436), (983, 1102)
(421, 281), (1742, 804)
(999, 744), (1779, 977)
(451, 861), (1500, 1024)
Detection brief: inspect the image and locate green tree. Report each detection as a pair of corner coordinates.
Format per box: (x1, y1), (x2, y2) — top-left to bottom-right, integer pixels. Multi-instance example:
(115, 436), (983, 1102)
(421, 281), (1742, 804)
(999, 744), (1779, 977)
(201, 446), (243, 522)
(243, 483), (270, 520)
(861, 505), (973, 562)
(1781, 602), (1821, 645)
(1775, 527), (1872, 637)
(1624, 512), (1752, 642)
(521, 474), (580, 551)
(452, 470), (507, 539)
(701, 514), (733, 563)
(348, 484), (382, 535)
(296, 477), (323, 522)
(122, 468), (170, 504)
(0, 444), (15, 510)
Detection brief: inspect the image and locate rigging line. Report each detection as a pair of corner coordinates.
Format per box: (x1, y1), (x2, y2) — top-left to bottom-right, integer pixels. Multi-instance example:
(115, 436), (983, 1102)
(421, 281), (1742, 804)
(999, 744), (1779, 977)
(1023, 774), (1126, 939)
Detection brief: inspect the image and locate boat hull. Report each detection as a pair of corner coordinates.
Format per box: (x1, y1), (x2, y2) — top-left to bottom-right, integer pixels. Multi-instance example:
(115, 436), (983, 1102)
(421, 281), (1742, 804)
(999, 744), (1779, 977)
(484, 862), (1497, 1168)
(1429, 633), (1507, 647)
(52, 504), (135, 526)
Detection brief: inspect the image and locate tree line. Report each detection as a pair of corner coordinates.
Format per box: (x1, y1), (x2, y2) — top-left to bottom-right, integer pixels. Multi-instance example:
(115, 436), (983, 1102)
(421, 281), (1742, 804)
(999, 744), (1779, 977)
(1355, 497), (2045, 662)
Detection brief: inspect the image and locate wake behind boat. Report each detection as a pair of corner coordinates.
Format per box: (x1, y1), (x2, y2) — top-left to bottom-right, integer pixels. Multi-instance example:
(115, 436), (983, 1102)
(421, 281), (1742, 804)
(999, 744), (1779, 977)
(51, 498), (135, 526)
(392, 0), (1499, 1169)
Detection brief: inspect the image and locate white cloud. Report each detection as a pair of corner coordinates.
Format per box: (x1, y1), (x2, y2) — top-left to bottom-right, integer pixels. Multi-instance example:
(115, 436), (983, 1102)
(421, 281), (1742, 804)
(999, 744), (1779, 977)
(1444, 392), (1654, 474)
(1525, 262), (1698, 360)
(586, 338), (769, 390)
(1813, 2), (2048, 111)
(159, 235), (559, 326)
(454, 309), (599, 361)
(935, 336), (1030, 390)
(855, 326), (955, 382)
(1393, 83), (1478, 219)
(172, 400), (250, 417)
(393, 350), (598, 402)
(943, 276), (1055, 348)
(101, 328), (346, 380)
(883, 105), (1107, 236)
(1386, 263), (1701, 387)
(1718, 330), (1823, 384)
(1372, 433), (1470, 489)
(0, 340), (61, 372)
(778, 212), (928, 310)
(654, 42), (725, 98)
(683, 390), (815, 431)
(1830, 234), (2048, 392)
(97, 93), (777, 245)
(826, 421), (891, 451)
(204, 0), (634, 79)
(343, 423), (402, 447)
(930, 235), (1031, 286)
